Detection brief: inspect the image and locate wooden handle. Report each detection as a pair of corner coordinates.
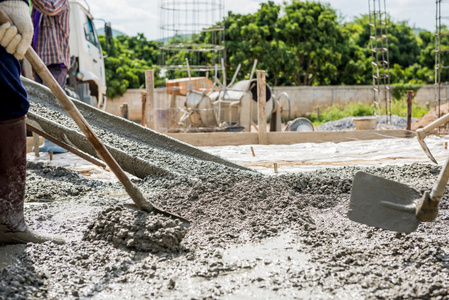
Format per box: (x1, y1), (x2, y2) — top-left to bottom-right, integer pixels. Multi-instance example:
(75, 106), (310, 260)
(430, 157), (449, 203)
(421, 112), (449, 135)
(0, 8), (153, 212)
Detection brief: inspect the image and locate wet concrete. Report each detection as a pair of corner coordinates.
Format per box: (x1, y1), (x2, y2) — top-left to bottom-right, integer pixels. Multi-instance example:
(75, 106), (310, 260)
(84, 205), (188, 253)
(1, 159), (449, 299)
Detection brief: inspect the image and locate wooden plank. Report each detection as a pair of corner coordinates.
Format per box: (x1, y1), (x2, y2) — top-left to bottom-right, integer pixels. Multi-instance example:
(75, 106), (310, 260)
(168, 132), (258, 146)
(145, 70), (155, 130)
(166, 130), (410, 147)
(141, 90), (147, 126)
(257, 70), (268, 144)
(267, 130), (409, 144)
(32, 132), (40, 157)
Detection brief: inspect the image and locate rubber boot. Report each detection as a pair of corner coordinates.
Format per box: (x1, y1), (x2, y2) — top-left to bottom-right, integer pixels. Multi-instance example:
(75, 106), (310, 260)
(0, 117), (64, 245)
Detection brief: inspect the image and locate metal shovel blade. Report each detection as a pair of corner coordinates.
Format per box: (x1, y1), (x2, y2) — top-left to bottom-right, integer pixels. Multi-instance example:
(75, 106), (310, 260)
(348, 171), (421, 233)
(417, 135), (438, 164)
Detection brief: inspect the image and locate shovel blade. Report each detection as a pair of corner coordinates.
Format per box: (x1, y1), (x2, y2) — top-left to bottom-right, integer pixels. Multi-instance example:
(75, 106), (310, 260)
(348, 171), (421, 233)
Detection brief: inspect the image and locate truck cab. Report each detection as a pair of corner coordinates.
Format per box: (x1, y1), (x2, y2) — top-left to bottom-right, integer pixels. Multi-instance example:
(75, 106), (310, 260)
(68, 0), (110, 109)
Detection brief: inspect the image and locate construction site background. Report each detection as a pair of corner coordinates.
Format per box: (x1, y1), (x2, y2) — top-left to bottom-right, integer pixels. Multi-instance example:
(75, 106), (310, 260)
(105, 84), (439, 124)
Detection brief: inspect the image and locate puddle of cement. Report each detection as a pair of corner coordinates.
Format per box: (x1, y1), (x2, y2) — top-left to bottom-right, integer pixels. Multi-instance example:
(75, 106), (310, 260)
(165, 231), (317, 299)
(222, 231), (308, 262)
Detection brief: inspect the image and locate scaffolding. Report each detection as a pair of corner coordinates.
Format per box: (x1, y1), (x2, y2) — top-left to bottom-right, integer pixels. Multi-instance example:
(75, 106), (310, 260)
(368, 0), (391, 124)
(157, 0), (225, 73)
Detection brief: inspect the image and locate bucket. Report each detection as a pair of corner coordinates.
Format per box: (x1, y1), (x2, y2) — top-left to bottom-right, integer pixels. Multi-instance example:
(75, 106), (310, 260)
(353, 116), (377, 130)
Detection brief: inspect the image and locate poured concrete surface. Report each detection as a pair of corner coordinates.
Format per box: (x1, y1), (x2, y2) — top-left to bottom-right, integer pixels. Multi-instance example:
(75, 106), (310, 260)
(1, 137), (449, 299)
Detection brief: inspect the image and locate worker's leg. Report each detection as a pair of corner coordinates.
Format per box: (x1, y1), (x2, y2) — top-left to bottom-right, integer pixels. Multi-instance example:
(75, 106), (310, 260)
(0, 47), (63, 245)
(33, 64), (68, 89)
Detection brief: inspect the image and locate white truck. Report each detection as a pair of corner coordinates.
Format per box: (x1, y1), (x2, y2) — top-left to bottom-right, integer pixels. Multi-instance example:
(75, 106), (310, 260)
(67, 0), (111, 109)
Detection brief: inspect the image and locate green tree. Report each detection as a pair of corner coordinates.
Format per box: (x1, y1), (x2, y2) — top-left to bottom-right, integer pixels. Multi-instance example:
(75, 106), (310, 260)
(99, 34), (162, 99)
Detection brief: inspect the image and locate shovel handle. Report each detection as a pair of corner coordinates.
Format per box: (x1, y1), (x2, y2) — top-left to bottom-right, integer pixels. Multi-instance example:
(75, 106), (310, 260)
(430, 157), (449, 203)
(0, 9), (153, 212)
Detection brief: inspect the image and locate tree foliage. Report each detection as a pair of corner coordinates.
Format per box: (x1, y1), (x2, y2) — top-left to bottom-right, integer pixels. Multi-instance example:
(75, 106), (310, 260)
(100, 0), (439, 97)
(99, 34), (162, 99)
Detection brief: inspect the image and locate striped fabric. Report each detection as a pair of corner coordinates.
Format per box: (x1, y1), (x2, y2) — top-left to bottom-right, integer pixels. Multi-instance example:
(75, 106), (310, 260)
(31, 0), (70, 67)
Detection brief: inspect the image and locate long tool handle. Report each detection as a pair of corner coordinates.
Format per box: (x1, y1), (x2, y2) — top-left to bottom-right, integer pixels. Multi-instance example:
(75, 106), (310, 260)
(431, 156), (449, 203)
(420, 112), (449, 135)
(0, 11), (153, 212)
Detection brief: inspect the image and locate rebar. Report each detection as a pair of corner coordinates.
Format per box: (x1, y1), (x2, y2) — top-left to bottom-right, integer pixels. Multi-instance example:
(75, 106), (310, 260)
(158, 0), (225, 73)
(435, 0), (449, 119)
(368, 0), (392, 124)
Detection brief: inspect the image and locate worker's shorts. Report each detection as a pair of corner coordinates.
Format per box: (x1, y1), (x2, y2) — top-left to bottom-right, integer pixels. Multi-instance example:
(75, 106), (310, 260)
(0, 46), (29, 122)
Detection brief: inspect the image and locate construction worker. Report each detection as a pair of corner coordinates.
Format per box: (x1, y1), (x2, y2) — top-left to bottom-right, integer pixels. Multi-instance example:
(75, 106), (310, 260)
(31, 0), (70, 153)
(0, 0), (62, 244)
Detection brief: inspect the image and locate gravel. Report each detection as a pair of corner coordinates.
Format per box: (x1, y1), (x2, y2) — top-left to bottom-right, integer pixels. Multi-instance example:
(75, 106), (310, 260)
(317, 115), (416, 131)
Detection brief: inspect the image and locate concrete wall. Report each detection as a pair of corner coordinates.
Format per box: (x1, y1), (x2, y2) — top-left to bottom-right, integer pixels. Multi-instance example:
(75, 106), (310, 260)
(106, 85), (440, 121)
(273, 85), (437, 117)
(105, 89), (144, 121)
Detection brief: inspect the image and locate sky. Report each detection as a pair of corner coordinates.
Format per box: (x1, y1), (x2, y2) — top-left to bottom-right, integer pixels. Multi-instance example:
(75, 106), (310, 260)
(88, 0), (436, 41)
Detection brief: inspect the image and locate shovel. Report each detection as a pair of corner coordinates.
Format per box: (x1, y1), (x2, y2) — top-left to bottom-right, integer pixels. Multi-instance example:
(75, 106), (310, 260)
(348, 156), (449, 232)
(0, 11), (190, 228)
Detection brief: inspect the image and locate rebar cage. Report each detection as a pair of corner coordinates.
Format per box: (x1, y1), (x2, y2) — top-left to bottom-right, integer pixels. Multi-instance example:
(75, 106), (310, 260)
(155, 0), (226, 133)
(435, 0), (449, 120)
(368, 0), (392, 125)
(157, 0), (225, 73)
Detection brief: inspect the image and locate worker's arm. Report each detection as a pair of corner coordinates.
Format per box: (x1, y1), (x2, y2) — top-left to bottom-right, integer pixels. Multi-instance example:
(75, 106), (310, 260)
(30, 0), (68, 16)
(0, 0), (33, 59)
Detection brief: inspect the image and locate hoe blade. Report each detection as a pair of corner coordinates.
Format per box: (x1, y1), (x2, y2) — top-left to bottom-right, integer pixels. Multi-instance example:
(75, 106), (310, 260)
(417, 136), (438, 164)
(348, 171), (421, 233)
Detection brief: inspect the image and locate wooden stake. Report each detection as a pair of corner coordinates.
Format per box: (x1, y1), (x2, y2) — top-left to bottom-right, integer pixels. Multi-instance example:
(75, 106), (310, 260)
(32, 132), (40, 157)
(141, 90), (147, 126)
(120, 103), (129, 119)
(274, 162), (278, 173)
(445, 142), (448, 150)
(170, 88), (177, 130)
(49, 151), (53, 161)
(257, 70), (268, 145)
(145, 70), (155, 130)
(406, 90), (414, 131)
(250, 146), (255, 157)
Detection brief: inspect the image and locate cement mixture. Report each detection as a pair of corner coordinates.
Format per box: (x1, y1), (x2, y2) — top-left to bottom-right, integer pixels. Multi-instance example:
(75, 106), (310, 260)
(1, 155), (449, 299)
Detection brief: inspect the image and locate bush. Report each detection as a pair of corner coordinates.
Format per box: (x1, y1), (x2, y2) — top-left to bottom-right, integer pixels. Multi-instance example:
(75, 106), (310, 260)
(308, 100), (429, 126)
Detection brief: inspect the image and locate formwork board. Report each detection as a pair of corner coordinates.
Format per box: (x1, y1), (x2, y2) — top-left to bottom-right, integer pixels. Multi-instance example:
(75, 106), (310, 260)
(167, 130), (410, 147)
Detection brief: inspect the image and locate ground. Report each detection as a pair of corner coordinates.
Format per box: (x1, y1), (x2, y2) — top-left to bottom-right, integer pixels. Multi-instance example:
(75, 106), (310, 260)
(1, 137), (449, 299)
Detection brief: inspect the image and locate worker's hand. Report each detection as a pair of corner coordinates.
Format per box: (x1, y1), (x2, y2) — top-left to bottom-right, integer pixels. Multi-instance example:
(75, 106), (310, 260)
(0, 0), (33, 60)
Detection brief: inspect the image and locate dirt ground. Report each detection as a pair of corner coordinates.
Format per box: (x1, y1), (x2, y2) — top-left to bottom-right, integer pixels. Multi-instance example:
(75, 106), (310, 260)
(412, 103), (449, 130)
(1, 136), (449, 299)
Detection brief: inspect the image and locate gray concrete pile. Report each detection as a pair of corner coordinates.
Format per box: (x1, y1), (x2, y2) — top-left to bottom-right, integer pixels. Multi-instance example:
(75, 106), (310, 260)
(1, 160), (448, 298)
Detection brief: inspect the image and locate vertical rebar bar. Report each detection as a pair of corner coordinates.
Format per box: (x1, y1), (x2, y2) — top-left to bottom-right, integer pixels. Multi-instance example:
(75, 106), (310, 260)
(368, 0), (391, 125)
